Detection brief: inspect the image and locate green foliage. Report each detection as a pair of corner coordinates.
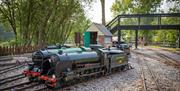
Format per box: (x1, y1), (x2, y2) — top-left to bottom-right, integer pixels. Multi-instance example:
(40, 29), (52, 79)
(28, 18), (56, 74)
(111, 0), (162, 16)
(0, 0), (91, 46)
(111, 0), (179, 47)
(111, 0), (133, 16)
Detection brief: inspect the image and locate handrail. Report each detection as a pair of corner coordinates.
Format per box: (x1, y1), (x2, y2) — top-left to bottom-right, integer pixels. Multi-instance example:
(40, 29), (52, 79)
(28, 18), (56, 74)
(106, 15), (119, 27)
(118, 13), (180, 17)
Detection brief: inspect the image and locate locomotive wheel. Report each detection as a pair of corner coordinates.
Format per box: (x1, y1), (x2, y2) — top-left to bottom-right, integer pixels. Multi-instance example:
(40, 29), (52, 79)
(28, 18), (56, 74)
(45, 81), (61, 89)
(28, 77), (37, 82)
(120, 65), (125, 71)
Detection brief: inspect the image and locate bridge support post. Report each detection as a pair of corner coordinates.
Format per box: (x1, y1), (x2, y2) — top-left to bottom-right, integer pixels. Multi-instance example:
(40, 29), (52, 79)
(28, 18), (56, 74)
(118, 30), (121, 44)
(178, 29), (180, 48)
(135, 30), (138, 49)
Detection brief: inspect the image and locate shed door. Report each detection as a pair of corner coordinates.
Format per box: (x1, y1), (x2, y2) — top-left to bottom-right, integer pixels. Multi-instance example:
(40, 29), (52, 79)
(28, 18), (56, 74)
(90, 32), (97, 44)
(84, 32), (90, 47)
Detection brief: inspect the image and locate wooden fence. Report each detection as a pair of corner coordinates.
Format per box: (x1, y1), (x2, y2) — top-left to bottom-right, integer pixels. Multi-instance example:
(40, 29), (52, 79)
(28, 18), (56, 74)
(0, 45), (43, 56)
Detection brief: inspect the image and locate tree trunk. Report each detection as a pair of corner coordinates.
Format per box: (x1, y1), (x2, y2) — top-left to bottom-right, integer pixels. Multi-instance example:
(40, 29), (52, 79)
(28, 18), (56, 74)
(100, 0), (106, 25)
(38, 0), (57, 46)
(38, 28), (44, 47)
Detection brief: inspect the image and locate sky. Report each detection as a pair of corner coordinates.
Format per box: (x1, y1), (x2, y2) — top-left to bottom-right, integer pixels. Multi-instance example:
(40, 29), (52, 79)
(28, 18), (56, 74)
(85, 0), (115, 24)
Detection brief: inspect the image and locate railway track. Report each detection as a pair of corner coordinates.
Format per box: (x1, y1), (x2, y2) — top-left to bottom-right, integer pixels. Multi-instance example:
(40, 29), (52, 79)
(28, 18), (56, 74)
(0, 60), (31, 67)
(30, 84), (48, 91)
(156, 53), (180, 65)
(0, 74), (25, 84)
(0, 60), (31, 72)
(0, 74), (47, 91)
(0, 56), (13, 62)
(0, 60), (32, 74)
(146, 48), (179, 61)
(132, 50), (180, 68)
(0, 64), (26, 74)
(0, 65), (19, 72)
(34, 87), (48, 91)
(137, 54), (161, 91)
(0, 56), (45, 91)
(146, 49), (180, 68)
(13, 82), (41, 91)
(0, 81), (31, 91)
(138, 57), (147, 91)
(0, 78), (44, 91)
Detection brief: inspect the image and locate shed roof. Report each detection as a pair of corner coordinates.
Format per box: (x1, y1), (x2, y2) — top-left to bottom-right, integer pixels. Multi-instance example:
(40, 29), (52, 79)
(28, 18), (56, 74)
(91, 23), (112, 36)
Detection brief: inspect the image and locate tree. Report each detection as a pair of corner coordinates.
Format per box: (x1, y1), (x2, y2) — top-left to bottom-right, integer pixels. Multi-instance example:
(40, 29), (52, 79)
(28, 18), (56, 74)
(0, 0), (18, 42)
(111, 0), (133, 16)
(0, 0), (92, 46)
(111, 0), (162, 15)
(100, 0), (106, 25)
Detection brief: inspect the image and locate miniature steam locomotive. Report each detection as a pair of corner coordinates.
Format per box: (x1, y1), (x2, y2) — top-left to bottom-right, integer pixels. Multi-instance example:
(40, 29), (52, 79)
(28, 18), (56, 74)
(23, 46), (129, 88)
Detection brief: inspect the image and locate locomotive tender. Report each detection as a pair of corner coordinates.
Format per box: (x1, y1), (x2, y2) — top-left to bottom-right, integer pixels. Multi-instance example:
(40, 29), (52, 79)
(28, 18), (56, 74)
(23, 47), (129, 88)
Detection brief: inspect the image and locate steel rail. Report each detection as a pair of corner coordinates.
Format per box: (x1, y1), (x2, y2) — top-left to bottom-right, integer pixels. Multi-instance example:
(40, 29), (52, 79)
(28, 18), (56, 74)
(0, 64), (25, 74)
(0, 81), (31, 91)
(0, 75), (25, 84)
(136, 53), (161, 91)
(137, 55), (147, 91)
(143, 58), (161, 91)
(0, 74), (23, 82)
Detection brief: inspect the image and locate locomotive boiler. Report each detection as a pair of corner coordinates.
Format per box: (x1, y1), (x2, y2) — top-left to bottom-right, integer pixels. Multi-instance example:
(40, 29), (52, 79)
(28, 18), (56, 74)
(32, 47), (86, 66)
